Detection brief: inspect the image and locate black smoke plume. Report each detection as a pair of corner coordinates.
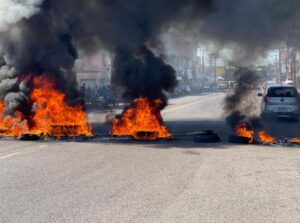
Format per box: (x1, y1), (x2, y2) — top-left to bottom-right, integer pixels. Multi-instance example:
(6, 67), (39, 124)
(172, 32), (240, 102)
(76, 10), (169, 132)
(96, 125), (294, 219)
(1, 0), (300, 117)
(112, 46), (178, 107)
(0, 0), (215, 116)
(224, 68), (262, 130)
(188, 0), (300, 61)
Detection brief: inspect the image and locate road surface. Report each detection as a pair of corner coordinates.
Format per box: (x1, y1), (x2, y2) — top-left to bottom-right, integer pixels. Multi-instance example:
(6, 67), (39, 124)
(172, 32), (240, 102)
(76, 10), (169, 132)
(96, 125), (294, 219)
(1, 93), (300, 223)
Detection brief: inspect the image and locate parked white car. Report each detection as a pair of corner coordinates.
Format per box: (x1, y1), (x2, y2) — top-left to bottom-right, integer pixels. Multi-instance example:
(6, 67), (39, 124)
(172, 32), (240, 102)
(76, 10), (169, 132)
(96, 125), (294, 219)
(258, 84), (300, 120)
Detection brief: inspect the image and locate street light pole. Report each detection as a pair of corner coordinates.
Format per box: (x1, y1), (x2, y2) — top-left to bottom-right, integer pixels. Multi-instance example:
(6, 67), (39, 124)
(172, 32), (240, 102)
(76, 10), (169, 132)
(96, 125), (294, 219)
(209, 53), (217, 91)
(214, 55), (217, 91)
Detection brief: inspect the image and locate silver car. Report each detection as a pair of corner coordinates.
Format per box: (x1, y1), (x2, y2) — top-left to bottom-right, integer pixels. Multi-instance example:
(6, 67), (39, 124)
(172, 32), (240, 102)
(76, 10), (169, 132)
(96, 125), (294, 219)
(258, 84), (300, 120)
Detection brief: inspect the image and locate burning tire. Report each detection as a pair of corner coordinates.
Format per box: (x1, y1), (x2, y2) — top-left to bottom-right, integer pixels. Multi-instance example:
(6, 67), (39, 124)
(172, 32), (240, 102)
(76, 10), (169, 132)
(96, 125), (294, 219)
(228, 135), (252, 144)
(18, 134), (41, 141)
(193, 131), (220, 143)
(132, 131), (159, 141)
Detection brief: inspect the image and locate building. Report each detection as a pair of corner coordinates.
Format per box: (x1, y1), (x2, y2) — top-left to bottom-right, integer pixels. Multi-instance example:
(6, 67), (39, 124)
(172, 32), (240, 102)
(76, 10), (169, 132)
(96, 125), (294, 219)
(75, 51), (112, 88)
(285, 17), (300, 85)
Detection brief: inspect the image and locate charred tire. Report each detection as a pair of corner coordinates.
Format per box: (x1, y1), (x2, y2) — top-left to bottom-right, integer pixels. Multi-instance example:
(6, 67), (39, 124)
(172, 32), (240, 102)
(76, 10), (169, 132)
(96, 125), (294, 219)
(18, 134), (41, 141)
(194, 133), (220, 143)
(228, 135), (251, 144)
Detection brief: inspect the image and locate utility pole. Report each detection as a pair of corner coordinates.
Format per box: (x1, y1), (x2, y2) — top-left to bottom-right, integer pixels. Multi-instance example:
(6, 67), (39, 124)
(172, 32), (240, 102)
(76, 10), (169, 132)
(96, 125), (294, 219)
(202, 51), (205, 74)
(209, 53), (217, 91)
(275, 55), (278, 82)
(214, 55), (217, 91)
(278, 49), (282, 83)
(198, 49), (209, 75)
(209, 55), (212, 83)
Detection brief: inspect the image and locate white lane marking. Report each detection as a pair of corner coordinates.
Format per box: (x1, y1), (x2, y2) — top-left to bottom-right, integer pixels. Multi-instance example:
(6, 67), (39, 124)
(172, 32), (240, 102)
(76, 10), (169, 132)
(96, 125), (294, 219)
(0, 152), (22, 160)
(162, 94), (221, 114)
(38, 145), (48, 148)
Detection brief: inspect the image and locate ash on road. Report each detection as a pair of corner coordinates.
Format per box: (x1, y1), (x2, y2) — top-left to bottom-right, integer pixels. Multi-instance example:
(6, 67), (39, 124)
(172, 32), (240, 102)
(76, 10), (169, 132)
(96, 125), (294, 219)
(1, 93), (300, 223)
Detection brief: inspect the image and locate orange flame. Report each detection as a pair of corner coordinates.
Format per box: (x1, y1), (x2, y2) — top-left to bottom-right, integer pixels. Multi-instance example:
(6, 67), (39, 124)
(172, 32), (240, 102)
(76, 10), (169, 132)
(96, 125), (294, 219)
(235, 123), (254, 143)
(258, 131), (276, 144)
(111, 98), (171, 140)
(0, 102), (29, 137)
(289, 138), (300, 144)
(0, 76), (92, 138)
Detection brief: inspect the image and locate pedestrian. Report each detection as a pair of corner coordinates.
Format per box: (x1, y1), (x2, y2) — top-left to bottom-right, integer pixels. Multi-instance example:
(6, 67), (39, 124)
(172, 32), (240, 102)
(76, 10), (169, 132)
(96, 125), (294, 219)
(80, 83), (86, 98)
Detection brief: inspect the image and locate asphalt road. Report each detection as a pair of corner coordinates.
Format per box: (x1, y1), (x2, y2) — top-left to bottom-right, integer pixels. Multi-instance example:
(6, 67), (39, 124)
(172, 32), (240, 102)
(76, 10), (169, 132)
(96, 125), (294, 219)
(1, 93), (300, 223)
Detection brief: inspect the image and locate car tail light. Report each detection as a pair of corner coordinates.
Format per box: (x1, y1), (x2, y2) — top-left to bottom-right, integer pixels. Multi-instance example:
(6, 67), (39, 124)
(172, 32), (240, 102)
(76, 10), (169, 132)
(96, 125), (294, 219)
(263, 96), (268, 103)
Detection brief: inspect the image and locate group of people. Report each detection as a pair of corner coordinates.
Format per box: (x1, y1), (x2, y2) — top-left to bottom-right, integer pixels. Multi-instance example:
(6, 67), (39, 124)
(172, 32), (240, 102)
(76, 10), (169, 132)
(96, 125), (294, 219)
(80, 83), (108, 99)
(80, 83), (116, 108)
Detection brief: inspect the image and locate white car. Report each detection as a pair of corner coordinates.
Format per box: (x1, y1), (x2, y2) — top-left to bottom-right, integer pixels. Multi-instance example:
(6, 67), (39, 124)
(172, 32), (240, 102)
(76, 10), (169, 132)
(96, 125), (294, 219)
(258, 84), (300, 120)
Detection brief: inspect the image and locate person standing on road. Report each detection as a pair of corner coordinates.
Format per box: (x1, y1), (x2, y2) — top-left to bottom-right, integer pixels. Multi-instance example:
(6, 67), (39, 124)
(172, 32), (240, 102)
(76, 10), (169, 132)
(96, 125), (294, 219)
(80, 83), (86, 98)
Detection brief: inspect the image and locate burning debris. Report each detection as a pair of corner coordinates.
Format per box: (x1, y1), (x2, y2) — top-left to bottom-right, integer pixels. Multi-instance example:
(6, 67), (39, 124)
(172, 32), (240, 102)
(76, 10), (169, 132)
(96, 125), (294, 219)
(224, 68), (261, 128)
(258, 131), (277, 144)
(232, 123), (275, 144)
(0, 75), (92, 139)
(224, 68), (300, 146)
(233, 122), (254, 144)
(225, 68), (269, 145)
(289, 138), (300, 144)
(110, 47), (177, 140)
(229, 121), (300, 146)
(112, 98), (171, 140)
(0, 0), (300, 141)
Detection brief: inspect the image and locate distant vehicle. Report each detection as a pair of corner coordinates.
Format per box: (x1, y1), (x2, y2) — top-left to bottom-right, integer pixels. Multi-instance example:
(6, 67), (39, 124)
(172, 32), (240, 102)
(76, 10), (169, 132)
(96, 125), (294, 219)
(283, 80), (294, 86)
(217, 81), (229, 91)
(266, 80), (277, 86)
(202, 82), (212, 92)
(258, 84), (300, 120)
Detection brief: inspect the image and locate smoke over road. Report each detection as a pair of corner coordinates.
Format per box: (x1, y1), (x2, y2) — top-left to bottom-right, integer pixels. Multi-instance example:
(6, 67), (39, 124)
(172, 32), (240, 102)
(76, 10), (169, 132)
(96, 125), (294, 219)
(193, 0), (300, 58)
(224, 68), (262, 131)
(0, 0), (214, 114)
(0, 0), (299, 116)
(0, 0), (42, 31)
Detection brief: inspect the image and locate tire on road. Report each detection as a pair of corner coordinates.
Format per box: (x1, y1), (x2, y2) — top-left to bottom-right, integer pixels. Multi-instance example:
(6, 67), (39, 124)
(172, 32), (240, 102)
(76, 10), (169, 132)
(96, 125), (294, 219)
(193, 131), (220, 143)
(18, 134), (41, 141)
(228, 135), (251, 144)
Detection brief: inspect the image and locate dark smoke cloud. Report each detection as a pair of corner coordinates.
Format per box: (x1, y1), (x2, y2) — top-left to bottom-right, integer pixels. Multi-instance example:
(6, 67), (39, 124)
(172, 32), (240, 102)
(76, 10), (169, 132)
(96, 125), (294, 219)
(178, 0), (300, 61)
(1, 0), (300, 116)
(201, 0), (295, 44)
(224, 68), (262, 130)
(112, 46), (178, 107)
(0, 0), (214, 115)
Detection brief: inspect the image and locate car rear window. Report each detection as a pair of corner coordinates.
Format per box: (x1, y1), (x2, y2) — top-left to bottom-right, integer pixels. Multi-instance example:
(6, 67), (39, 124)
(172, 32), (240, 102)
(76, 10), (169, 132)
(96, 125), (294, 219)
(267, 87), (298, 97)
